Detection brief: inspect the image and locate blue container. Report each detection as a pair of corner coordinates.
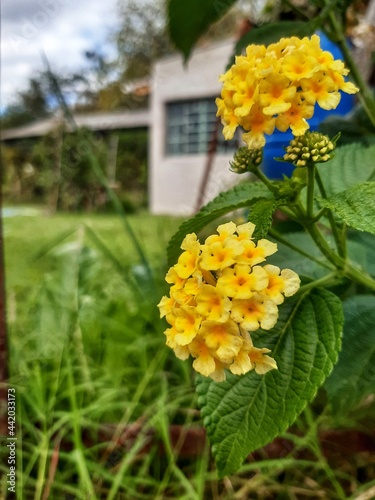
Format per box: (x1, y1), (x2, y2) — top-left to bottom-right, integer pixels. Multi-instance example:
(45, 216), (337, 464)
(261, 32), (355, 179)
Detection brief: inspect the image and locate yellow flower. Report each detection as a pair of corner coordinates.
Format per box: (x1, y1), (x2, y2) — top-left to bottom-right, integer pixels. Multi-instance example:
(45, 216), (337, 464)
(189, 335), (217, 377)
(228, 330), (253, 375)
(183, 273), (203, 296)
(195, 284), (231, 322)
(200, 239), (243, 271)
(230, 295), (279, 331)
(158, 295), (175, 318)
(217, 264), (268, 299)
(261, 265), (301, 305)
(241, 103), (276, 149)
(236, 238), (277, 266)
(229, 349), (253, 375)
(280, 48), (320, 81)
(300, 74), (341, 110)
(275, 96), (314, 136)
(200, 320), (243, 363)
(159, 221), (300, 381)
(174, 306), (202, 345)
(259, 73), (296, 116)
(236, 222), (255, 241)
(249, 346), (278, 375)
(204, 221), (237, 245)
(165, 327), (190, 360)
(216, 35), (358, 147)
(165, 267), (185, 291)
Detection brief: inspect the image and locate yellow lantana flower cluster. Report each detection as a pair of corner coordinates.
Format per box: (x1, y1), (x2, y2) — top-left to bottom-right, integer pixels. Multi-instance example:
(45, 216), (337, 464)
(158, 222), (300, 382)
(216, 35), (358, 150)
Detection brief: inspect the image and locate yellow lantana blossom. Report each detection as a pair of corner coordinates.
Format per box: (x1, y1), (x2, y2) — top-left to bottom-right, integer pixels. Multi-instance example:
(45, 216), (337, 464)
(158, 221), (301, 381)
(216, 34), (359, 148)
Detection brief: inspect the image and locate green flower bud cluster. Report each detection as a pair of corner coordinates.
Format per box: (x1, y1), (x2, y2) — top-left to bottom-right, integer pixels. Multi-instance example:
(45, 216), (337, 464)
(230, 146), (263, 174)
(283, 132), (336, 167)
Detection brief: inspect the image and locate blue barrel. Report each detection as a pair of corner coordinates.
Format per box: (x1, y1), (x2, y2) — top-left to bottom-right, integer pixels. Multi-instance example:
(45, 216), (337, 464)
(261, 31), (355, 179)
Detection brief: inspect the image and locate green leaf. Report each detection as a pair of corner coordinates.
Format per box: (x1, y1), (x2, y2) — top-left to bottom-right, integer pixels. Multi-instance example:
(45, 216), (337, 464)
(316, 143), (375, 196)
(248, 198), (277, 240)
(167, 0), (238, 61)
(319, 117), (375, 147)
(318, 182), (375, 235)
(232, 21), (315, 65)
(196, 289), (343, 477)
(167, 182), (271, 266)
(325, 295), (375, 413)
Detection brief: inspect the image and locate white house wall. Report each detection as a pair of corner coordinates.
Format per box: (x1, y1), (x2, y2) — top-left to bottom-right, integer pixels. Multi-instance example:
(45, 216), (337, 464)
(150, 39), (243, 215)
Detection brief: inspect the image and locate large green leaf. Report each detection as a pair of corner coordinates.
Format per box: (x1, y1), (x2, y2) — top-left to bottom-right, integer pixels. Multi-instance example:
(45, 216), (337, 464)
(316, 143), (375, 196)
(196, 289), (343, 477)
(318, 182), (375, 235)
(248, 198), (278, 240)
(167, 0), (238, 61)
(325, 295), (375, 413)
(167, 182), (271, 266)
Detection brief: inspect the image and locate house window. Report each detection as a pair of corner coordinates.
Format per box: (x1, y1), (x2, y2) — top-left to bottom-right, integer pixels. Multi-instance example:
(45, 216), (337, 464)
(165, 98), (238, 155)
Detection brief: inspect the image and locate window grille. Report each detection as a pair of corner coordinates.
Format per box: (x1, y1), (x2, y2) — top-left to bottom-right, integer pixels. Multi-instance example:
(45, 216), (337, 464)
(165, 98), (238, 155)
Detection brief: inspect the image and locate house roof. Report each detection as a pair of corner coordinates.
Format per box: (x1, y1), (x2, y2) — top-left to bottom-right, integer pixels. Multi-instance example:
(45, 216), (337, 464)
(1, 109), (151, 141)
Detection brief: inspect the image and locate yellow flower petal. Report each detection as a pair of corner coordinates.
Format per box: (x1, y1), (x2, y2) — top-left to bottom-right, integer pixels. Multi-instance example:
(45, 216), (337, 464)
(200, 319), (242, 362)
(174, 306), (202, 345)
(249, 346), (278, 374)
(195, 284), (231, 322)
(217, 264), (269, 300)
(231, 295), (279, 331)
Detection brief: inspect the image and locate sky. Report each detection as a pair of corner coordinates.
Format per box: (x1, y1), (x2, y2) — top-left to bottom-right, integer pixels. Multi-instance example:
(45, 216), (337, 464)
(1, 0), (121, 111)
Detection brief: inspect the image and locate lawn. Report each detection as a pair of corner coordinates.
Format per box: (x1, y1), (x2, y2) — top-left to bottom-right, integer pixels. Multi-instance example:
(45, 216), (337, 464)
(2, 210), (208, 499)
(2, 210), (375, 499)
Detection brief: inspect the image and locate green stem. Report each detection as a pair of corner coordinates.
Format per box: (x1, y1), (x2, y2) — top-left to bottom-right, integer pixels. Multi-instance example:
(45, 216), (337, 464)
(268, 228), (334, 271)
(327, 11), (375, 128)
(305, 222), (375, 290)
(344, 262), (375, 291)
(282, 0), (310, 19)
(253, 167), (279, 194)
(303, 406), (347, 499)
(306, 164), (316, 219)
(315, 169), (346, 258)
(312, 207), (327, 222)
(303, 220), (344, 269)
(298, 272), (341, 294)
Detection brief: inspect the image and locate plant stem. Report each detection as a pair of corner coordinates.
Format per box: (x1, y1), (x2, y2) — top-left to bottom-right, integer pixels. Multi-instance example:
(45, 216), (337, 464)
(344, 262), (375, 291)
(327, 11), (375, 128)
(298, 272), (341, 294)
(303, 221), (344, 269)
(253, 167), (279, 194)
(306, 164), (316, 219)
(268, 228), (334, 270)
(315, 169), (346, 258)
(305, 223), (375, 290)
(303, 406), (347, 499)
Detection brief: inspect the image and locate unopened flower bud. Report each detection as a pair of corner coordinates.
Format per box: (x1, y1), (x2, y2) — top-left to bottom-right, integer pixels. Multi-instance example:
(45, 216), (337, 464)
(230, 146), (263, 174)
(282, 131), (339, 167)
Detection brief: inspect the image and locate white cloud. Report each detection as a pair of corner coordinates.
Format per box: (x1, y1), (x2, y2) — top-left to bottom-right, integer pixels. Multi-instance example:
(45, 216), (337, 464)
(1, 0), (120, 110)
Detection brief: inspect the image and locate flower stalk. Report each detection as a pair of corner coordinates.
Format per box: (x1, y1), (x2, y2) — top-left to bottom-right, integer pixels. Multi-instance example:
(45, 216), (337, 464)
(326, 10), (375, 128)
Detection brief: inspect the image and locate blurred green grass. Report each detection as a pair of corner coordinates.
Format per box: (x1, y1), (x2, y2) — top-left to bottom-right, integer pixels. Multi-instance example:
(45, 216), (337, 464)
(2, 210), (213, 499)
